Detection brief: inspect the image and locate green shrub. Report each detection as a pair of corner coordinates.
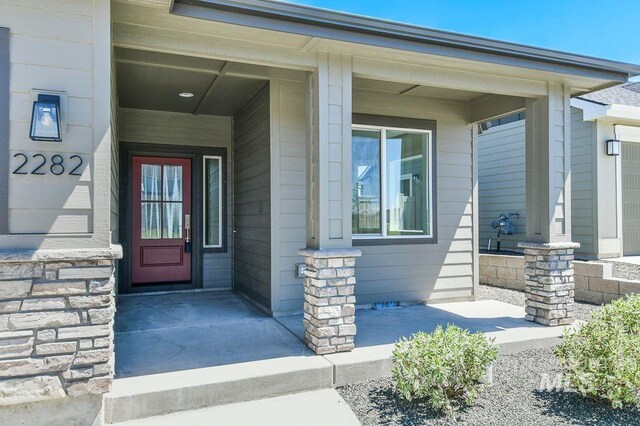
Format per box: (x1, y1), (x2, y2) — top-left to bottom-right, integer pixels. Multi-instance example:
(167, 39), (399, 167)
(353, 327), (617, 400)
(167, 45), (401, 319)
(392, 324), (498, 414)
(555, 294), (640, 409)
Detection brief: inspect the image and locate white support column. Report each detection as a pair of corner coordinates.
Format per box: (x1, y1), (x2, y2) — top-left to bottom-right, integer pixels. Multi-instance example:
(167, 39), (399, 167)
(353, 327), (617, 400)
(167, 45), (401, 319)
(519, 83), (579, 326)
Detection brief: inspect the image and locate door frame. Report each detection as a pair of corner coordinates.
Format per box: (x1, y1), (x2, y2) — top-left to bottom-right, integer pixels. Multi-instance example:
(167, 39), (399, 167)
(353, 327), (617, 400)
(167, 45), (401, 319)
(118, 142), (228, 294)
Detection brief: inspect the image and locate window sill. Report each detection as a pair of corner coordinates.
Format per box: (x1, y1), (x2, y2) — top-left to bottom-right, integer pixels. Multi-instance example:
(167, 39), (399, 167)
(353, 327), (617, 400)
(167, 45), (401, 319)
(353, 237), (437, 246)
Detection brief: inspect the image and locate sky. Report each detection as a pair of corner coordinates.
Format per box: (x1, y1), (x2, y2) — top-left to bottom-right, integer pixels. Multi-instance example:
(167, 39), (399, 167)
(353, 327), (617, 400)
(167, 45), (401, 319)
(284, 0), (640, 68)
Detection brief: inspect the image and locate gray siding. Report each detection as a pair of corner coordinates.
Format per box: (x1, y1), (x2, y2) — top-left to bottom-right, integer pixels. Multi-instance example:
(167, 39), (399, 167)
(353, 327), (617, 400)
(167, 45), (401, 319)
(271, 78), (308, 314)
(119, 108), (234, 289)
(352, 90), (475, 304)
(477, 120), (526, 251)
(110, 49), (119, 244)
(233, 85), (272, 309)
(570, 108), (596, 256)
(477, 108), (596, 256)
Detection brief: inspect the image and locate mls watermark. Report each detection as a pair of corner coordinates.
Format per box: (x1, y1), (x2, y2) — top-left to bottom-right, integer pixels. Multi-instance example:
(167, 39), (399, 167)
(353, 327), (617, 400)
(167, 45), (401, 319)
(538, 372), (572, 392)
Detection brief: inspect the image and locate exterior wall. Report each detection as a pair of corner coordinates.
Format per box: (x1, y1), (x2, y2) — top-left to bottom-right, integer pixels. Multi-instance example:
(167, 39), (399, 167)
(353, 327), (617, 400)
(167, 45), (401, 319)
(571, 108), (597, 256)
(270, 77), (308, 314)
(0, 0), (112, 250)
(477, 108), (599, 257)
(479, 253), (640, 303)
(0, 249), (120, 406)
(478, 120), (526, 251)
(233, 85), (272, 310)
(118, 108), (234, 289)
(352, 91), (475, 304)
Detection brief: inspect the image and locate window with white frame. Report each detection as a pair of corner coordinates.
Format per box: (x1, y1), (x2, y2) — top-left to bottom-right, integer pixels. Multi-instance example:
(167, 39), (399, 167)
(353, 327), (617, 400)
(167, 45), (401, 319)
(352, 125), (433, 239)
(203, 156), (222, 247)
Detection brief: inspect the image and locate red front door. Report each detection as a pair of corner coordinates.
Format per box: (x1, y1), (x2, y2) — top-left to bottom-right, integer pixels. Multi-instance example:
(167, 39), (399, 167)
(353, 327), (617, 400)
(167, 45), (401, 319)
(131, 156), (192, 284)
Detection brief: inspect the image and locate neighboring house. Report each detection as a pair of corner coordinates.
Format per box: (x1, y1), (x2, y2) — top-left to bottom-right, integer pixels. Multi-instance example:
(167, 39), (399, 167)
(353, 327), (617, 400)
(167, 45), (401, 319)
(479, 83), (640, 259)
(1, 0), (639, 423)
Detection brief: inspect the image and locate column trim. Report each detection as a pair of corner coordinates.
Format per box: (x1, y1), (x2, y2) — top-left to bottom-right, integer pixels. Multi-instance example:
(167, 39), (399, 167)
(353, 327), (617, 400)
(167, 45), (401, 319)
(0, 28), (9, 235)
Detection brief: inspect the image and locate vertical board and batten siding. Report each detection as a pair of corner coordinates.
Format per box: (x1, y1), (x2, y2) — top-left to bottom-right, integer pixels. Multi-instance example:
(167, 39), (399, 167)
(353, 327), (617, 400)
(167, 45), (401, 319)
(570, 107), (596, 256)
(477, 107), (596, 256)
(270, 78), (308, 314)
(352, 90), (475, 304)
(2, 1), (97, 235)
(477, 120), (526, 251)
(233, 85), (272, 310)
(118, 108), (234, 289)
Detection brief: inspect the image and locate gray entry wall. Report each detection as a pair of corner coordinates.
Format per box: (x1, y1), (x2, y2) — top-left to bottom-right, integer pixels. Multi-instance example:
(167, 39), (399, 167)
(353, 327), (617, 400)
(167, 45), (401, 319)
(233, 84), (272, 311)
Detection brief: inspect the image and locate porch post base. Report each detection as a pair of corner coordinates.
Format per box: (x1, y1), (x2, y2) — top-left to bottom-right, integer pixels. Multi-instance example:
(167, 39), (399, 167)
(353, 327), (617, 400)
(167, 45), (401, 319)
(298, 248), (362, 355)
(518, 242), (580, 326)
(0, 246), (122, 407)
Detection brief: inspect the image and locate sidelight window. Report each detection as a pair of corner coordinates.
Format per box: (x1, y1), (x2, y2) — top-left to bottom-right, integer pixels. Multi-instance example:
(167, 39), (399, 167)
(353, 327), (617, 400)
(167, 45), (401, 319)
(203, 156), (222, 248)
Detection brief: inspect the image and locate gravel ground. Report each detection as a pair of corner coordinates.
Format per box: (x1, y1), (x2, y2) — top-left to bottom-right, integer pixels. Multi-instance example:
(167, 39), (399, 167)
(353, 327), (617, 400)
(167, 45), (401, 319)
(337, 285), (630, 425)
(477, 284), (599, 322)
(601, 260), (640, 281)
(338, 346), (640, 426)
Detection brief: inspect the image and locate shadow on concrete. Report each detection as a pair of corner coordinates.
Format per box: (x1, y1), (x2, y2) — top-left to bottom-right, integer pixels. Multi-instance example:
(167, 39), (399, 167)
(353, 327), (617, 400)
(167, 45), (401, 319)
(114, 291), (311, 378)
(277, 300), (559, 348)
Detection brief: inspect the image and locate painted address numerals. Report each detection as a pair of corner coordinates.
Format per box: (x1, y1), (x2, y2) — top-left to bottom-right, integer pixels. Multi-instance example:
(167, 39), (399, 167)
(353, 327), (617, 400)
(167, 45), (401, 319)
(12, 153), (84, 176)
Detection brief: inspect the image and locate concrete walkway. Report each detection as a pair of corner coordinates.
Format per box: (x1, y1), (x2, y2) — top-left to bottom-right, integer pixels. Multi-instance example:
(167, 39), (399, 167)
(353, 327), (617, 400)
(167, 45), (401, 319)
(115, 291), (310, 377)
(111, 389), (360, 426)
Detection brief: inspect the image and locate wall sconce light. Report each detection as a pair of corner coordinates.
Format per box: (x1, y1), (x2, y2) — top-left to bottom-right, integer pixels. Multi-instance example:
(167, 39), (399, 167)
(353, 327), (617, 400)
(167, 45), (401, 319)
(606, 139), (621, 156)
(30, 94), (62, 142)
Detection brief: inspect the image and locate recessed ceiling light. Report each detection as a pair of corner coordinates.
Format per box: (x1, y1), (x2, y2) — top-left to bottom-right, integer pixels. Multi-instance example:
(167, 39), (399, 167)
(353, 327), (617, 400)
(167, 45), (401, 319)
(179, 92), (194, 98)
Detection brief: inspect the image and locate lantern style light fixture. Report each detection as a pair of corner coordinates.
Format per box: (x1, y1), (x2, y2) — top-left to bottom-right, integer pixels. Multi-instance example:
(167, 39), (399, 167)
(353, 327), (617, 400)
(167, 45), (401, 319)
(30, 94), (62, 142)
(606, 139), (621, 156)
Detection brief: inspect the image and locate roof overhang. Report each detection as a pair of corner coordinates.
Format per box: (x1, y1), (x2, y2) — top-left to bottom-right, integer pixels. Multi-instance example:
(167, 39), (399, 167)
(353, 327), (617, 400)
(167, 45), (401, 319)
(571, 97), (640, 122)
(172, 0), (640, 83)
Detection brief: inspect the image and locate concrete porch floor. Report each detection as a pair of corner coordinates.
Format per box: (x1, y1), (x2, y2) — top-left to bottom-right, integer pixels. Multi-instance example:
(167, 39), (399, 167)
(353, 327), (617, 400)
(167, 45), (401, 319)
(278, 299), (576, 348)
(114, 291), (311, 378)
(107, 295), (576, 423)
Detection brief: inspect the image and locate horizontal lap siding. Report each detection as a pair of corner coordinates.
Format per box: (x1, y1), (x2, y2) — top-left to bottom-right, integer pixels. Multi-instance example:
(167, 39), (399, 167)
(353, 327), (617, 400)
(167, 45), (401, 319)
(352, 91), (474, 304)
(477, 108), (595, 256)
(570, 108), (595, 256)
(119, 108), (233, 289)
(234, 85), (271, 310)
(478, 120), (526, 251)
(272, 79), (308, 314)
(2, 1), (95, 234)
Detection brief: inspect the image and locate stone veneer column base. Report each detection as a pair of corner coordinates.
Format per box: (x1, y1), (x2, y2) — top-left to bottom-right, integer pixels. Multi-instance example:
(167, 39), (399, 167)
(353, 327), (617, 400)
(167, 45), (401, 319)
(0, 246), (122, 408)
(518, 242), (580, 326)
(298, 248), (362, 355)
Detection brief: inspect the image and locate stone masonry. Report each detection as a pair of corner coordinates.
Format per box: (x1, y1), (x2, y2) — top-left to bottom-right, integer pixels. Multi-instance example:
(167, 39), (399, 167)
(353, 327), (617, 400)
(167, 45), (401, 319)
(518, 242), (580, 326)
(0, 247), (121, 406)
(299, 248), (361, 355)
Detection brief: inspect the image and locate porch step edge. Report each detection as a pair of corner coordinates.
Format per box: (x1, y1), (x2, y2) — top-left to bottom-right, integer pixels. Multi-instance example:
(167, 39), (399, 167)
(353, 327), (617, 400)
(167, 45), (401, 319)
(104, 356), (333, 424)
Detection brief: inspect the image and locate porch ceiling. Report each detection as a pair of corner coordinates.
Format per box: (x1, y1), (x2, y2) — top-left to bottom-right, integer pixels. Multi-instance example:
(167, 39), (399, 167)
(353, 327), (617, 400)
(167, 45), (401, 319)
(352, 77), (484, 101)
(115, 48), (268, 116)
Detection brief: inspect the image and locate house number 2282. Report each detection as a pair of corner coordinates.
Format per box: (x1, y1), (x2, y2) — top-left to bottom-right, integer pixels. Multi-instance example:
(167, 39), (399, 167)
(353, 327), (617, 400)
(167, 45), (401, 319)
(12, 153), (84, 176)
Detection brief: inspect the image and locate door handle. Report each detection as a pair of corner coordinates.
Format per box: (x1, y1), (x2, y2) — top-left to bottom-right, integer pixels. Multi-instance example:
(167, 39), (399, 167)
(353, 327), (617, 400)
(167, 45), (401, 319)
(184, 214), (191, 253)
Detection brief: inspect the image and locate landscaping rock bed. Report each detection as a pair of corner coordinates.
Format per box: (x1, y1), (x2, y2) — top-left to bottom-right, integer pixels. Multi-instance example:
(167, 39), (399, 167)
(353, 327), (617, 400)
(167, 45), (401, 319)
(337, 285), (634, 425)
(338, 346), (640, 426)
